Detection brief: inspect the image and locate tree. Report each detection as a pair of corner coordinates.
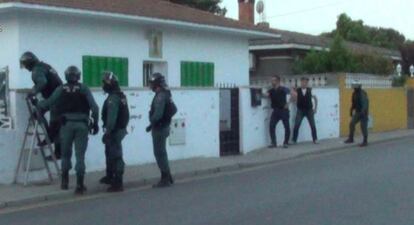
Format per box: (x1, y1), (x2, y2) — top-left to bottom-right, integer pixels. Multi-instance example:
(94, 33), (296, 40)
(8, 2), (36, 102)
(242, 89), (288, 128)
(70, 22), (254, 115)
(328, 35), (357, 72)
(169, 0), (227, 15)
(294, 35), (394, 75)
(401, 42), (414, 74)
(323, 13), (406, 49)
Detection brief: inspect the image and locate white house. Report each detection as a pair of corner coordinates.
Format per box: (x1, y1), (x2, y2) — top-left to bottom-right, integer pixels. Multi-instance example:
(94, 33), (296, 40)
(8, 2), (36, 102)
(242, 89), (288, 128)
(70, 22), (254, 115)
(0, 0), (283, 184)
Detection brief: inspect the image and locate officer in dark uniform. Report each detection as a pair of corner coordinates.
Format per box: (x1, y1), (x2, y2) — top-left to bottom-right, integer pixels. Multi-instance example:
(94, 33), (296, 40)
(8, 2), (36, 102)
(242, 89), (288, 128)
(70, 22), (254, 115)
(266, 75), (291, 148)
(100, 71), (129, 192)
(38, 66), (99, 195)
(146, 73), (175, 188)
(20, 51), (63, 159)
(344, 80), (369, 147)
(292, 77), (319, 144)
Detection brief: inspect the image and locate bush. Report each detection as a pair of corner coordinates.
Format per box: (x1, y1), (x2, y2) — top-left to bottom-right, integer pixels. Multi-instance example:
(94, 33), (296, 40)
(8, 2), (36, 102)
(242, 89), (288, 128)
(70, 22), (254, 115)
(294, 35), (394, 75)
(392, 75), (407, 87)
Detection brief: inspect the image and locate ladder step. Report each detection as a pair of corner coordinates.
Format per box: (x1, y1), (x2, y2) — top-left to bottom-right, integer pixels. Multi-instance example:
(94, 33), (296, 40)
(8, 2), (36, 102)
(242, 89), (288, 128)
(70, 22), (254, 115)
(25, 132), (47, 135)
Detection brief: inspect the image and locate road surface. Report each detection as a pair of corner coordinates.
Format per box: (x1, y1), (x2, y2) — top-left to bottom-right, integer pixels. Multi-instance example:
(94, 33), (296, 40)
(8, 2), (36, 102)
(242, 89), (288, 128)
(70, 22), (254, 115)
(1, 138), (414, 225)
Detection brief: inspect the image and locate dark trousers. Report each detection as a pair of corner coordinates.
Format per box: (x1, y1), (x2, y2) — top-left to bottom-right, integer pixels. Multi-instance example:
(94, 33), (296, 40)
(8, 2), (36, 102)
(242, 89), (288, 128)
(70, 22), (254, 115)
(269, 108), (290, 145)
(49, 120), (61, 158)
(104, 129), (127, 180)
(293, 109), (318, 142)
(349, 112), (368, 142)
(152, 127), (171, 174)
(38, 107), (61, 158)
(60, 121), (88, 176)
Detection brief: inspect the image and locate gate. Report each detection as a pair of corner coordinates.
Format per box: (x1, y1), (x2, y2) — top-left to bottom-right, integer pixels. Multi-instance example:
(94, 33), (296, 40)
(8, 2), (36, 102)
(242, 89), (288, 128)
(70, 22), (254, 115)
(408, 89), (414, 129)
(0, 67), (12, 129)
(219, 88), (240, 156)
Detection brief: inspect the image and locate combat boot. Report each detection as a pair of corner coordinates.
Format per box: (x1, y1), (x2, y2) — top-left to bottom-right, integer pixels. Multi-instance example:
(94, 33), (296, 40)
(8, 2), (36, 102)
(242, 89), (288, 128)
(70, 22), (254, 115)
(167, 172), (174, 185)
(61, 171), (69, 190)
(344, 138), (354, 144)
(75, 175), (87, 195)
(360, 137), (368, 147)
(107, 176), (124, 193)
(99, 172), (113, 185)
(152, 172), (171, 188)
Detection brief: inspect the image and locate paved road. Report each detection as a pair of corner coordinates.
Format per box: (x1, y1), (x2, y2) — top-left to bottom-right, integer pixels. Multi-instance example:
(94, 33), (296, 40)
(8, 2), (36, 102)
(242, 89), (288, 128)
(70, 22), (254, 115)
(1, 138), (414, 225)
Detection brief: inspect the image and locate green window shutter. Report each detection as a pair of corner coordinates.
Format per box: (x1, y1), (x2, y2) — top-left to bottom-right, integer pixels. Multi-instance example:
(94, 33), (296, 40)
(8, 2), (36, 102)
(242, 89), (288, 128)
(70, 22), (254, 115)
(180, 61), (214, 87)
(82, 56), (129, 87)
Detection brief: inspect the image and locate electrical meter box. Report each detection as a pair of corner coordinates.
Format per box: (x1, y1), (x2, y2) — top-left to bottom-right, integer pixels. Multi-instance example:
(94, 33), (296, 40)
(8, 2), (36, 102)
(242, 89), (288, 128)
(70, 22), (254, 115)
(169, 119), (186, 145)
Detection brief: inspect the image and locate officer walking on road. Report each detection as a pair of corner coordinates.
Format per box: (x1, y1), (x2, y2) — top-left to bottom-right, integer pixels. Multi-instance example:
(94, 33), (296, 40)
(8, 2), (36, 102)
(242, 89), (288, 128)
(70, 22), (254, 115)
(292, 77), (319, 144)
(344, 80), (369, 147)
(20, 51), (63, 159)
(100, 71), (129, 192)
(266, 75), (291, 149)
(38, 66), (99, 195)
(146, 73), (176, 188)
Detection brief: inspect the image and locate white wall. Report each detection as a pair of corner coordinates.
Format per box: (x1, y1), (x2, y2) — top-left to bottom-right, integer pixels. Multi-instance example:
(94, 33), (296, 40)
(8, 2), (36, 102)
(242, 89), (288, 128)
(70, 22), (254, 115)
(240, 87), (340, 154)
(13, 11), (250, 89)
(163, 26), (250, 87)
(87, 88), (220, 170)
(0, 88), (220, 184)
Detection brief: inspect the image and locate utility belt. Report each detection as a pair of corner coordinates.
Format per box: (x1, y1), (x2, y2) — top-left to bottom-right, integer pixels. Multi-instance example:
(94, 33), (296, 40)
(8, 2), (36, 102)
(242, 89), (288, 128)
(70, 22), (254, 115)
(60, 116), (88, 126)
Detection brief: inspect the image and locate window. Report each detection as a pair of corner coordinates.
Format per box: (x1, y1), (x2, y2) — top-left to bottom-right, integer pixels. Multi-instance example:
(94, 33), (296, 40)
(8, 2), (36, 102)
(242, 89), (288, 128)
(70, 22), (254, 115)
(82, 56), (128, 87)
(143, 62), (154, 87)
(143, 61), (168, 87)
(180, 61), (214, 87)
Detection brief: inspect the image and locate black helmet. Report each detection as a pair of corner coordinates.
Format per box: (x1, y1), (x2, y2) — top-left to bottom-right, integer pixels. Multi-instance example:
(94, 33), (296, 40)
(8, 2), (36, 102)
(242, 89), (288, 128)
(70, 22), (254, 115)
(65, 66), (81, 83)
(20, 51), (39, 71)
(149, 73), (166, 88)
(102, 71), (120, 93)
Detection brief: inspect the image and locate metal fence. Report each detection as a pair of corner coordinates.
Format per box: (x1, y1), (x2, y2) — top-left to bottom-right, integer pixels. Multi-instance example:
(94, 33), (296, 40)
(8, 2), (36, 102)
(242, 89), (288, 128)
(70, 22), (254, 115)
(251, 73), (394, 89)
(345, 74), (393, 89)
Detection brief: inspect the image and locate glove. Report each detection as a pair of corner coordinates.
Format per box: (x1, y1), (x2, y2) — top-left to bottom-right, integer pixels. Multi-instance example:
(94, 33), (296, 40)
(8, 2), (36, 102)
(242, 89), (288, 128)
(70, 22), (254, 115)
(102, 133), (111, 144)
(91, 122), (99, 135)
(146, 125), (152, 133)
(28, 94), (38, 106)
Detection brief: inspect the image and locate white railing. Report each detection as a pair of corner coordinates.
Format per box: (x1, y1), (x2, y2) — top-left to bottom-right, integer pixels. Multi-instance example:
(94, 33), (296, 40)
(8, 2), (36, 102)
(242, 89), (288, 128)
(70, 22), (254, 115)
(345, 74), (393, 89)
(251, 74), (329, 88)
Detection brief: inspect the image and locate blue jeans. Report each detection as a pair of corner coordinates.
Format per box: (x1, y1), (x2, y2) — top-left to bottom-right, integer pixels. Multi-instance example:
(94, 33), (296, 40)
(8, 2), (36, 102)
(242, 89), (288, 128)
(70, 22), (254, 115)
(293, 109), (318, 142)
(269, 108), (290, 145)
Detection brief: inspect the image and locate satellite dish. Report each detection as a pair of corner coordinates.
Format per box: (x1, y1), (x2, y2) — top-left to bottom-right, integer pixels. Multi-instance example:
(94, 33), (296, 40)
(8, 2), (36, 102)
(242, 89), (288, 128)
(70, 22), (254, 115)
(256, 0), (265, 14)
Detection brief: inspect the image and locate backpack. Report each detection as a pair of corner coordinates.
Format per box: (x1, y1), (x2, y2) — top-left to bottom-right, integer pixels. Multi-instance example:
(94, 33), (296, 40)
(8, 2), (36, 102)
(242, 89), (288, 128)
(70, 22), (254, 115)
(117, 92), (130, 129)
(163, 96), (177, 123)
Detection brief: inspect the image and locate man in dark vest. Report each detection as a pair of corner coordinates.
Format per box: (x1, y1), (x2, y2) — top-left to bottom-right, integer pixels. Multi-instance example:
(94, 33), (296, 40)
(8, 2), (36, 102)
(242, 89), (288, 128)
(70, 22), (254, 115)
(20, 52), (63, 159)
(266, 75), (291, 148)
(100, 71), (129, 192)
(146, 73), (175, 188)
(38, 66), (99, 195)
(292, 77), (319, 144)
(344, 80), (369, 147)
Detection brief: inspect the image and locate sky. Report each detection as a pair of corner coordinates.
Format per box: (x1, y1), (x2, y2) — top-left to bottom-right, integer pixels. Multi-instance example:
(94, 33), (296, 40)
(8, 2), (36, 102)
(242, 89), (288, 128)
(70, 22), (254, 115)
(220, 0), (414, 40)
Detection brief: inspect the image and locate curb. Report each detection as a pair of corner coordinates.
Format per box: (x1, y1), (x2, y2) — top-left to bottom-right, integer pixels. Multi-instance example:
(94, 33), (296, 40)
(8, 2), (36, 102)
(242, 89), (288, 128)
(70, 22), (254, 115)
(1, 134), (412, 211)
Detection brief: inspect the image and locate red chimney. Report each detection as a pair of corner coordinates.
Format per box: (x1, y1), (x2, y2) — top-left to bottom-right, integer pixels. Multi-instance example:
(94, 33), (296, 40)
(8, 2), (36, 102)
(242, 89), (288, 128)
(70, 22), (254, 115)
(238, 0), (255, 24)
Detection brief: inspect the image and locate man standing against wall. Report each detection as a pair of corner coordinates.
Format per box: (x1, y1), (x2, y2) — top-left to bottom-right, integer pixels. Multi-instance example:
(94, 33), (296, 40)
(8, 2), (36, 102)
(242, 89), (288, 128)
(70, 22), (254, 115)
(266, 76), (291, 148)
(344, 80), (369, 147)
(292, 77), (319, 144)
(20, 52), (63, 159)
(100, 72), (129, 192)
(146, 73), (176, 188)
(38, 66), (99, 194)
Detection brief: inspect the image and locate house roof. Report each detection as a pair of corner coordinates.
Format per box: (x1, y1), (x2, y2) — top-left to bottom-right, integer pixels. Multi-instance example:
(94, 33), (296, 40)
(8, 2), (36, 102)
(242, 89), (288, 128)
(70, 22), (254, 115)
(0, 0), (279, 37)
(250, 29), (402, 60)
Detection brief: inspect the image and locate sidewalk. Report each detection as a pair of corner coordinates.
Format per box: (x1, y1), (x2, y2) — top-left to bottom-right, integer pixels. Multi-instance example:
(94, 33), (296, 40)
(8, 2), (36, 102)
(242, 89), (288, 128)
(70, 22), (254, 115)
(1, 129), (413, 210)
